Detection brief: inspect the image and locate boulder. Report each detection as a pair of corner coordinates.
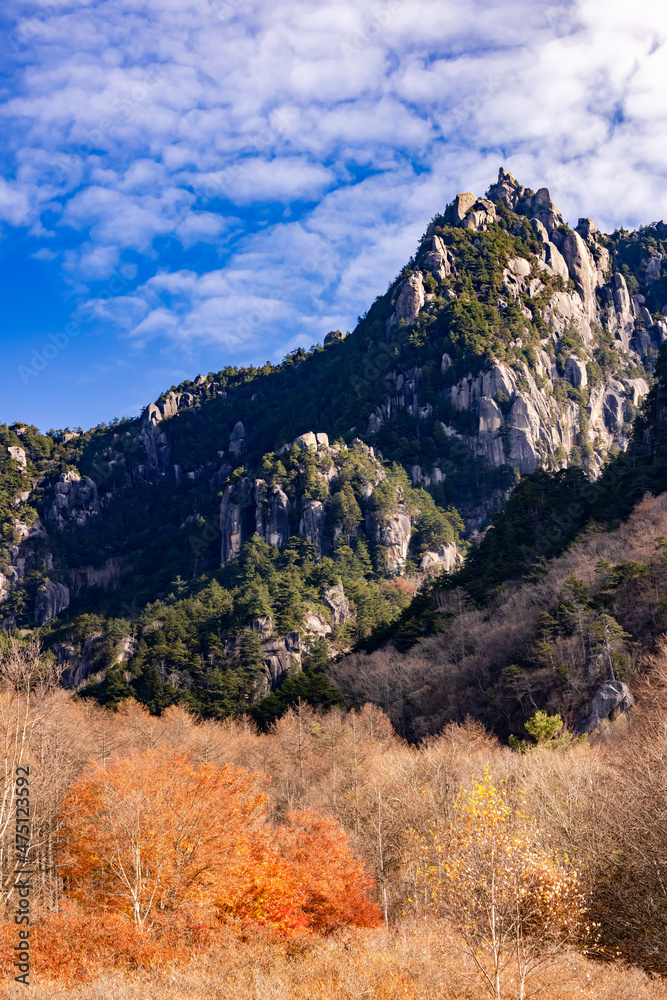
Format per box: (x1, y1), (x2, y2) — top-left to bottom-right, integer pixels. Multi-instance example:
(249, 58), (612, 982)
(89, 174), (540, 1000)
(256, 484), (290, 548)
(323, 582), (353, 625)
(461, 198), (498, 231)
(8, 447), (27, 469)
(575, 217), (596, 241)
(507, 257), (531, 278)
(368, 510), (412, 572)
(530, 218), (549, 242)
(324, 329), (346, 346)
(445, 192), (477, 224)
(159, 391), (180, 419)
(294, 432), (318, 451)
(367, 410), (384, 435)
(646, 255), (662, 281)
(574, 681), (634, 736)
(421, 235), (454, 282)
(419, 543), (459, 574)
(389, 273), (425, 328)
(528, 187), (565, 235)
(304, 612), (332, 638)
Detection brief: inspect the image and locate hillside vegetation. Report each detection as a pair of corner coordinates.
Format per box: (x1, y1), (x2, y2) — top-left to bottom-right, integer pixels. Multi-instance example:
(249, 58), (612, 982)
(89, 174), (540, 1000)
(3, 168), (667, 737)
(2, 635), (667, 995)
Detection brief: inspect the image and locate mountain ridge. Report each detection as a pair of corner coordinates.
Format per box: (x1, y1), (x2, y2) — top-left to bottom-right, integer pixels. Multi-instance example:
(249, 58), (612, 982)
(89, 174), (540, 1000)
(3, 167), (667, 733)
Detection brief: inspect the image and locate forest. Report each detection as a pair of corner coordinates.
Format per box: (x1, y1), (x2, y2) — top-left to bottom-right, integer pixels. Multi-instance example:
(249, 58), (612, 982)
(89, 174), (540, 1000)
(1, 632), (667, 999)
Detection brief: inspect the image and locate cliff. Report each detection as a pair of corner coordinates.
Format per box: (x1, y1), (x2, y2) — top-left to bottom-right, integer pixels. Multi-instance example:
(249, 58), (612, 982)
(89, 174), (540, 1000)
(2, 168), (667, 724)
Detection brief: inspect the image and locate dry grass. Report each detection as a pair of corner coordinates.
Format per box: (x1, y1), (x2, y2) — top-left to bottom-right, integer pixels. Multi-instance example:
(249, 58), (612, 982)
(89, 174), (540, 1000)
(1, 921), (666, 1000)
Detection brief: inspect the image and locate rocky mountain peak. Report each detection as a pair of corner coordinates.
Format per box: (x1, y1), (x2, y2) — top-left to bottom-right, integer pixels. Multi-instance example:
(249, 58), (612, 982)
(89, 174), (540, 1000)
(486, 167), (565, 235)
(4, 169), (667, 728)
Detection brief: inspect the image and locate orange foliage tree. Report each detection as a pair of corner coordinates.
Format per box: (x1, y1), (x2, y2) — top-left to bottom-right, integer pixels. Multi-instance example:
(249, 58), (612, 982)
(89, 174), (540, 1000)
(58, 749), (380, 937)
(415, 770), (584, 1000)
(276, 810), (381, 933)
(59, 750), (267, 930)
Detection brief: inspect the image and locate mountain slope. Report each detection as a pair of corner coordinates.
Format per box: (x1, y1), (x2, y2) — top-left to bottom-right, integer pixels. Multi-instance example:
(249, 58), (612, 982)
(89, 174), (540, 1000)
(3, 168), (667, 728)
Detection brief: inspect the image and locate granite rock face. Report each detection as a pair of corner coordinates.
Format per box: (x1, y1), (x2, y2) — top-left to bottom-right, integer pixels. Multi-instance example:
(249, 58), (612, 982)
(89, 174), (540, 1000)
(299, 501), (326, 556)
(366, 168), (658, 483)
(46, 472), (102, 530)
(366, 508), (412, 572)
(388, 272), (425, 330)
(323, 582), (354, 624)
(6, 168), (665, 638)
(419, 542), (460, 574)
(218, 436), (420, 573)
(35, 580), (70, 625)
(574, 681), (635, 737)
(7, 447), (27, 469)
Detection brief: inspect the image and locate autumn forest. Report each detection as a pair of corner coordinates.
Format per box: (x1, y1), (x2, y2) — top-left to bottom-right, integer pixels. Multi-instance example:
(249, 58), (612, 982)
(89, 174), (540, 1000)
(1, 634), (667, 1000)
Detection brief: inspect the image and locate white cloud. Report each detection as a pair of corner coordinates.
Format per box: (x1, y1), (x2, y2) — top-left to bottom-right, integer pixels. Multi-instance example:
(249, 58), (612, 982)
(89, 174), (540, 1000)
(31, 247), (57, 260)
(2, 0), (667, 373)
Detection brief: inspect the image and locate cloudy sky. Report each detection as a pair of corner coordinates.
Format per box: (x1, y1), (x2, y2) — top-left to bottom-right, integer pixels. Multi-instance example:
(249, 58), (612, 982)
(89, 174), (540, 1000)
(1, 0), (666, 431)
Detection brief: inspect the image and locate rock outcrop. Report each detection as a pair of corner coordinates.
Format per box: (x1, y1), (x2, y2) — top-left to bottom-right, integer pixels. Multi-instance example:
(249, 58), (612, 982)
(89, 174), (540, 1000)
(261, 631), (301, 690)
(419, 542), (460, 574)
(6, 167), (666, 644)
(366, 509), (412, 572)
(254, 482), (290, 548)
(46, 472), (101, 530)
(299, 501), (326, 555)
(365, 168), (659, 484)
(323, 583), (354, 625)
(35, 580), (70, 625)
(574, 680), (634, 738)
(7, 447), (27, 469)
(388, 273), (425, 330)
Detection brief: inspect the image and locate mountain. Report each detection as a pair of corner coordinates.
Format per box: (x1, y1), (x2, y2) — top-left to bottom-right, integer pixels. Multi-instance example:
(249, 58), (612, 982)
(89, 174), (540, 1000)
(3, 167), (667, 732)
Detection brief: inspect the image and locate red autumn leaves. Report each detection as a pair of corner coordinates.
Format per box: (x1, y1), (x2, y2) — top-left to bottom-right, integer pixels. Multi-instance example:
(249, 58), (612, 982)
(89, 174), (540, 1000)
(58, 749), (380, 936)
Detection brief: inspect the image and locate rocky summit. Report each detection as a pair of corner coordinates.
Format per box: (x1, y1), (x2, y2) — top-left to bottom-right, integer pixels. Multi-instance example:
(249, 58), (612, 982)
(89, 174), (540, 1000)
(3, 168), (667, 733)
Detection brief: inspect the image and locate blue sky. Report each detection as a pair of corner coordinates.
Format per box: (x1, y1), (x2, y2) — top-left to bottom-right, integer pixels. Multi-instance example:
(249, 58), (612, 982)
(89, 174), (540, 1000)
(1, 0), (667, 432)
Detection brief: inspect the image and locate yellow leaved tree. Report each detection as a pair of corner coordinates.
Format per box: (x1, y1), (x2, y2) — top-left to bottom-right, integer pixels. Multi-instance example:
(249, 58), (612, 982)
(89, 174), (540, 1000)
(415, 770), (584, 1000)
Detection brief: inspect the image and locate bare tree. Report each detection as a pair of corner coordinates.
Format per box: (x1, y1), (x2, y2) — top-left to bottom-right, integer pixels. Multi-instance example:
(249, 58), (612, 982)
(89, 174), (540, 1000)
(0, 639), (60, 905)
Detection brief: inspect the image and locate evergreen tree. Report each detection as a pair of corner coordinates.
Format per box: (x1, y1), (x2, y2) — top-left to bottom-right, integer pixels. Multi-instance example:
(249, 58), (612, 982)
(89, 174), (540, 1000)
(238, 629), (266, 690)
